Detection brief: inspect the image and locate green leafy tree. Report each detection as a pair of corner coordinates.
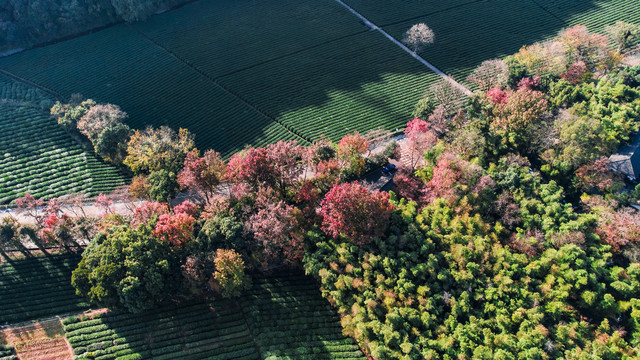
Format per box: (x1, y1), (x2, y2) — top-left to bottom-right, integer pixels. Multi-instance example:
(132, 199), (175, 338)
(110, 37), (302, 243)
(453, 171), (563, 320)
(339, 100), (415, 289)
(71, 224), (179, 313)
(146, 169), (180, 203)
(212, 249), (251, 298)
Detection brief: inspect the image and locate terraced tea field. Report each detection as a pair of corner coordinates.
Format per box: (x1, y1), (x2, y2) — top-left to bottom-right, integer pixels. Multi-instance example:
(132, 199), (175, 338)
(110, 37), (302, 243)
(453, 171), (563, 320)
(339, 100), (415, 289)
(61, 273), (365, 360)
(0, 253), (89, 324)
(0, 73), (127, 204)
(241, 273), (366, 359)
(1, 0), (638, 199)
(0, 0), (440, 158)
(0, 103), (128, 204)
(345, 0), (640, 83)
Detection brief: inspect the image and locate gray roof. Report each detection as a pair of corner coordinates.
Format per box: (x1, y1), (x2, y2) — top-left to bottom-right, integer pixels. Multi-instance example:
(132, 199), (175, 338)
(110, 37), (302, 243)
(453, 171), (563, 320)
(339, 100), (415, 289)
(610, 132), (640, 181)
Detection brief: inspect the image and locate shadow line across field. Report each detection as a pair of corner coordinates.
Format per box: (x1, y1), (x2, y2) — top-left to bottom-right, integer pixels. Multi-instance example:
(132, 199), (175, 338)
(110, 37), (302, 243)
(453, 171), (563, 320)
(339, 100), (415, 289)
(0, 0), (631, 157)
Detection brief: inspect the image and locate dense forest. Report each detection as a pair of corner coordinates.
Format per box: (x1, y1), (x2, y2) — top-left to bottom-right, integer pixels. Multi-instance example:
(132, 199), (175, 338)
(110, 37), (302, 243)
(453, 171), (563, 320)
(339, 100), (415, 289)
(0, 0), (189, 52)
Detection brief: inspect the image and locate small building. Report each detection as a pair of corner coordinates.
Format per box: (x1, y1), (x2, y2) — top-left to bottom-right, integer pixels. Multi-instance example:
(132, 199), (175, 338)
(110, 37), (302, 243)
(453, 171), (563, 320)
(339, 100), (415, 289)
(609, 132), (640, 181)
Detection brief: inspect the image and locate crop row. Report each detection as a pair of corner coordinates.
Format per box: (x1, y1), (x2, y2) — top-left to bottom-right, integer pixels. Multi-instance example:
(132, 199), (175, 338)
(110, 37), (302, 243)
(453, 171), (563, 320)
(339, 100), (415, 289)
(217, 30), (437, 143)
(0, 104), (126, 204)
(60, 272), (365, 360)
(346, 0), (640, 86)
(0, 74), (52, 104)
(0, 25), (305, 158)
(0, 344), (18, 360)
(240, 273), (366, 360)
(133, 0), (366, 79)
(63, 301), (258, 360)
(0, 254), (88, 324)
(0, 0), (444, 158)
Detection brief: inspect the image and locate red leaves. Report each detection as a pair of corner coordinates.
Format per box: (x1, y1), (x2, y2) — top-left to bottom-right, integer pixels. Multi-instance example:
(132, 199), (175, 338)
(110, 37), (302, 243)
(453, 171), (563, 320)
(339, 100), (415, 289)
(405, 117), (430, 137)
(319, 182), (394, 246)
(595, 208), (640, 253)
(491, 87), (548, 134)
(246, 201), (305, 266)
(562, 61), (589, 84)
(403, 118), (437, 170)
(133, 201), (169, 226)
(153, 212), (195, 246)
(173, 201), (200, 218)
(574, 157), (622, 193)
(487, 88), (509, 104)
(227, 140), (306, 197)
(337, 132), (369, 158)
(94, 194), (113, 216)
(178, 149), (226, 202)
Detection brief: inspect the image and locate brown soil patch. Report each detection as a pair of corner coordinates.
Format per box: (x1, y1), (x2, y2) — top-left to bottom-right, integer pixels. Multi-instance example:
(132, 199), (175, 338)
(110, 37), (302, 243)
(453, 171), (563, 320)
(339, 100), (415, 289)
(0, 319), (72, 360)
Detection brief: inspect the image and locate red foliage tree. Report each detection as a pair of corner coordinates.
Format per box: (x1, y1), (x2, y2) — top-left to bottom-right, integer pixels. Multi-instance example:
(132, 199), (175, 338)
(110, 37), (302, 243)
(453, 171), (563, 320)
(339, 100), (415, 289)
(403, 118), (437, 170)
(173, 201), (200, 218)
(227, 141), (306, 198)
(265, 140), (306, 197)
(487, 87), (509, 104)
(246, 201), (305, 267)
(153, 212), (195, 246)
(562, 61), (589, 84)
(132, 201), (169, 226)
(178, 149), (226, 203)
(393, 170), (427, 204)
(15, 194), (61, 227)
(94, 194), (113, 216)
(423, 152), (492, 206)
(227, 147), (272, 187)
(595, 208), (640, 253)
(319, 182), (394, 246)
(491, 88), (548, 146)
(574, 157), (623, 193)
(516, 76), (540, 90)
(313, 159), (341, 192)
(336, 132), (369, 177)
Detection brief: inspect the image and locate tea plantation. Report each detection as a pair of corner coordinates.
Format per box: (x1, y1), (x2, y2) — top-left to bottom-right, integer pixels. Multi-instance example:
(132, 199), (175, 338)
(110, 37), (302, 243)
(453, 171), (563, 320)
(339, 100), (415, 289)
(0, 253), (89, 324)
(61, 273), (365, 360)
(345, 0), (640, 82)
(0, 0), (440, 158)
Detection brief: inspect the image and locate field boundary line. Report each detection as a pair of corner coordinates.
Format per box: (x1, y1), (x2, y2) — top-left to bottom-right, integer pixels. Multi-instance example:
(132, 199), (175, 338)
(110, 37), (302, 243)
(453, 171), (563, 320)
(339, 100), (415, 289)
(0, 69), (64, 100)
(528, 0), (566, 25)
(217, 30), (369, 78)
(333, 0), (473, 96)
(129, 25), (312, 144)
(377, 0), (483, 28)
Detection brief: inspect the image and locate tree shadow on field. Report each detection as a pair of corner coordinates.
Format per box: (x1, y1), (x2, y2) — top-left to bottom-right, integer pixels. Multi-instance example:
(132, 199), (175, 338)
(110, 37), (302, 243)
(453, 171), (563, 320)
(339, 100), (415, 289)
(241, 271), (365, 359)
(0, 0), (612, 156)
(0, 254), (84, 324)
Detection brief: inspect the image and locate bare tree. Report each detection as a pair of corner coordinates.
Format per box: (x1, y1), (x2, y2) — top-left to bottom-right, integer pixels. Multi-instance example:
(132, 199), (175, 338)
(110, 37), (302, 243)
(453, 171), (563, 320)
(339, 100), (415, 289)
(467, 59), (510, 91)
(428, 79), (466, 114)
(605, 21), (640, 54)
(402, 23), (435, 53)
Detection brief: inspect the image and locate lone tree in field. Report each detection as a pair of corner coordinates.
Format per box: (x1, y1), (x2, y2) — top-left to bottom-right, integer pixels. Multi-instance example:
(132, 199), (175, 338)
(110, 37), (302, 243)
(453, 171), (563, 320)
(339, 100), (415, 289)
(403, 23), (435, 53)
(605, 21), (640, 54)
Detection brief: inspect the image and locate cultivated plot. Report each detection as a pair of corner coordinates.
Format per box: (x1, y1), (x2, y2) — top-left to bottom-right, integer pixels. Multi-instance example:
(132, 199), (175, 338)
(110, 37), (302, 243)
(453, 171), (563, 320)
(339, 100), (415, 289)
(0, 105), (127, 204)
(0, 0), (441, 157)
(61, 273), (365, 360)
(345, 0), (640, 83)
(0, 253), (89, 324)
